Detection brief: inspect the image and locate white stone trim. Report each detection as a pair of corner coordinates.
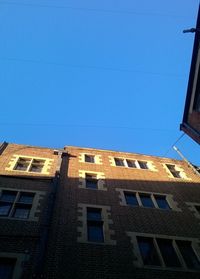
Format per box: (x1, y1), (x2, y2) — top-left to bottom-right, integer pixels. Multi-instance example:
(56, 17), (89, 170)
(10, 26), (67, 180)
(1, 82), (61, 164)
(78, 153), (102, 164)
(127, 231), (200, 272)
(116, 188), (181, 211)
(108, 156), (157, 171)
(5, 155), (53, 175)
(78, 170), (106, 191)
(77, 203), (116, 245)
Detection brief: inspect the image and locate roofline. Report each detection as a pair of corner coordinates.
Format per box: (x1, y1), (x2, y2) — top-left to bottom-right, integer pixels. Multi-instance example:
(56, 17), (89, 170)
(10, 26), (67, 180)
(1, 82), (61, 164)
(65, 145), (183, 162)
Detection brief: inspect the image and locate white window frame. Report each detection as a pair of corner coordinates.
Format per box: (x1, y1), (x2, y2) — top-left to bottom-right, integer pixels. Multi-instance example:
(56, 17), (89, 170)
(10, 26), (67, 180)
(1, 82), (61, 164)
(127, 232), (200, 272)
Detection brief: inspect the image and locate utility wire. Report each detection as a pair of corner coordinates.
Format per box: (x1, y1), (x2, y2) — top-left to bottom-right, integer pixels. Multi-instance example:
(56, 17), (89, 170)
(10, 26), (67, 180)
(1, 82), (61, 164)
(0, 1), (190, 18)
(163, 133), (185, 157)
(0, 122), (177, 132)
(0, 57), (186, 78)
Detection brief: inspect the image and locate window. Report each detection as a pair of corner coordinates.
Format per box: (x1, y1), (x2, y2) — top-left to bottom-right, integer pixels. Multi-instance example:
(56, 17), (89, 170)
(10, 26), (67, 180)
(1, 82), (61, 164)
(126, 160), (137, 168)
(0, 190), (35, 219)
(87, 208), (104, 243)
(136, 236), (200, 270)
(165, 164), (181, 178)
(77, 203), (116, 245)
(140, 194), (154, 208)
(124, 192), (138, 206)
(114, 158), (125, 166)
(14, 157), (45, 173)
(154, 195), (171, 210)
(85, 173), (98, 189)
(0, 258), (15, 279)
(124, 191), (171, 210)
(138, 161), (148, 169)
(113, 158), (149, 170)
(137, 237), (161, 266)
(84, 154), (95, 163)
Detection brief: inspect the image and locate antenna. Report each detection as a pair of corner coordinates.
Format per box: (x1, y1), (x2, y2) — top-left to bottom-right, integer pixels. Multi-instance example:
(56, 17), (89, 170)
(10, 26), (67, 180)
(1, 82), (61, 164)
(173, 146), (200, 176)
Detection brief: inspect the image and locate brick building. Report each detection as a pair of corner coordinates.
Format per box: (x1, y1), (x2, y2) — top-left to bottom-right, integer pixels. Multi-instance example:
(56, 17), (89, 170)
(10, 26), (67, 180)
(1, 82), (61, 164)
(0, 143), (200, 278)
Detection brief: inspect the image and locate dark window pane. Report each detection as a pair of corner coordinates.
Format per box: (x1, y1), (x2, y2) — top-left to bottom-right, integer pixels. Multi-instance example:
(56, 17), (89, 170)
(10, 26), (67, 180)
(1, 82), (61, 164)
(85, 179), (98, 189)
(195, 205), (200, 214)
(138, 161), (148, 169)
(29, 159), (44, 173)
(171, 171), (181, 178)
(114, 158), (124, 166)
(166, 165), (181, 178)
(0, 258), (16, 279)
(87, 221), (104, 242)
(85, 174), (98, 189)
(157, 239), (181, 267)
(155, 196), (171, 210)
(137, 237), (161, 266)
(85, 155), (95, 163)
(18, 193), (34, 204)
(124, 192), (138, 206)
(176, 240), (200, 269)
(29, 165), (43, 173)
(140, 194), (154, 208)
(126, 160), (136, 168)
(14, 158), (30, 171)
(12, 205), (30, 219)
(0, 191), (17, 202)
(14, 163), (28, 171)
(87, 208), (102, 221)
(0, 203), (11, 216)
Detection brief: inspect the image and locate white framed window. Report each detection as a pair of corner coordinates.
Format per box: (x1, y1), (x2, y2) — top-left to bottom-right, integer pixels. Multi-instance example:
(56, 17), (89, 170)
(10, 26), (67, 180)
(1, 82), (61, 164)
(0, 188), (45, 221)
(116, 189), (181, 212)
(79, 153), (102, 164)
(77, 203), (116, 245)
(114, 158), (149, 169)
(165, 164), (181, 178)
(109, 156), (157, 171)
(6, 155), (53, 175)
(79, 170), (106, 191)
(127, 232), (200, 271)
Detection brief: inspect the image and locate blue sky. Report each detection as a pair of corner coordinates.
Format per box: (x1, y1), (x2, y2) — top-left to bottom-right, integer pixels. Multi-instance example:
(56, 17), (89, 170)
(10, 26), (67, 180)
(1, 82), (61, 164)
(0, 0), (200, 165)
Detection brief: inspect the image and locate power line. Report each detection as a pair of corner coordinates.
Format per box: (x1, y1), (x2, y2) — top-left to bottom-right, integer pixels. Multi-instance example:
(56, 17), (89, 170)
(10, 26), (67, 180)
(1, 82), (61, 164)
(0, 57), (186, 78)
(0, 1), (191, 18)
(0, 121), (177, 132)
(163, 133), (185, 157)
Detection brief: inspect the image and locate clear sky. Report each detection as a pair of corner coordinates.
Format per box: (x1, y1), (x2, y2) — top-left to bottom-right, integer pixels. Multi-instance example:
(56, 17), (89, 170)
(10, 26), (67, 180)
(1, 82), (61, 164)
(0, 0), (200, 165)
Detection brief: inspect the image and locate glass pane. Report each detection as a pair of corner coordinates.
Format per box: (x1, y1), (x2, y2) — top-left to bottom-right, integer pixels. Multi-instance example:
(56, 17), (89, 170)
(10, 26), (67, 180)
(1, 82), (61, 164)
(0, 191), (17, 202)
(126, 160), (136, 168)
(87, 208), (102, 221)
(157, 239), (181, 267)
(138, 161), (148, 169)
(166, 164), (174, 170)
(155, 196), (171, 210)
(85, 155), (95, 163)
(0, 203), (11, 216)
(86, 179), (98, 189)
(140, 194), (154, 208)
(195, 205), (200, 214)
(0, 258), (16, 279)
(137, 237), (161, 266)
(125, 192), (138, 206)
(176, 240), (200, 269)
(87, 222), (104, 242)
(18, 193), (34, 204)
(171, 171), (181, 178)
(14, 163), (28, 171)
(114, 158), (124, 166)
(12, 206), (30, 219)
(29, 165), (43, 173)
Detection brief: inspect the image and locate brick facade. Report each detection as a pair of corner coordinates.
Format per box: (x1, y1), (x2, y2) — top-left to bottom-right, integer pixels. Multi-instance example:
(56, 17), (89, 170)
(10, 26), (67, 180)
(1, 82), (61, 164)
(1, 143), (200, 278)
